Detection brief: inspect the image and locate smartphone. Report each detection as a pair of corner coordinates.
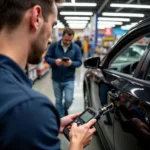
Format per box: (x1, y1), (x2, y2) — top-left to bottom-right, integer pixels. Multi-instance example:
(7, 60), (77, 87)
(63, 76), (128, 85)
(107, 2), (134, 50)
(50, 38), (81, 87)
(63, 107), (100, 141)
(62, 57), (70, 62)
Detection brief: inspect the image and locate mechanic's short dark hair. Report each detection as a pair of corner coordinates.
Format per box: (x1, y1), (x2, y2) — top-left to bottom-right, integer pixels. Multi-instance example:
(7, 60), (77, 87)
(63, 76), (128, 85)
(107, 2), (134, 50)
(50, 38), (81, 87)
(63, 27), (75, 36)
(0, 0), (62, 31)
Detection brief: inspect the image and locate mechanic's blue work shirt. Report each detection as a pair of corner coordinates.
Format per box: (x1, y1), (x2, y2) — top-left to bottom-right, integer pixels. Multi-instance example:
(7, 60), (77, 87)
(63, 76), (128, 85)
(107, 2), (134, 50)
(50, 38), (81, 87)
(0, 55), (61, 150)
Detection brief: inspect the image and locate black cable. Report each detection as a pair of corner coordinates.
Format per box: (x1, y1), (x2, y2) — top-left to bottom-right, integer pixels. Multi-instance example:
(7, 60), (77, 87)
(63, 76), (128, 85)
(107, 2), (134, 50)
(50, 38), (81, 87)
(112, 107), (117, 150)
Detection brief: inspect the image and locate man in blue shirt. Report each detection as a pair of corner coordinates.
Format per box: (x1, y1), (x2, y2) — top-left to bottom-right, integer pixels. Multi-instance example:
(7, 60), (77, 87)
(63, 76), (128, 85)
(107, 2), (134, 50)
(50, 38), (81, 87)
(89, 38), (95, 57)
(0, 0), (96, 150)
(45, 28), (82, 117)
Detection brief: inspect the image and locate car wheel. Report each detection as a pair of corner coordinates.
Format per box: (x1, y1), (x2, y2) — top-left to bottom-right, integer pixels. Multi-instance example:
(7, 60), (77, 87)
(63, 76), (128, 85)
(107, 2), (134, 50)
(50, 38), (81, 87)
(84, 86), (90, 110)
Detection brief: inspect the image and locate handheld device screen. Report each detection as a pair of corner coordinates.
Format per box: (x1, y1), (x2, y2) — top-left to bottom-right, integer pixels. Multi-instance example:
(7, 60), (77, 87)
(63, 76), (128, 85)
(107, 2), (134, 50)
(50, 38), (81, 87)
(80, 111), (94, 123)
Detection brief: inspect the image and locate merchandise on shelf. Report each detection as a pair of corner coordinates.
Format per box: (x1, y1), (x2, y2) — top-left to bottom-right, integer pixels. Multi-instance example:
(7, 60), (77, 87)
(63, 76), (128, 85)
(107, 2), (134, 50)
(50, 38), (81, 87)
(26, 52), (50, 81)
(37, 59), (49, 79)
(28, 64), (38, 82)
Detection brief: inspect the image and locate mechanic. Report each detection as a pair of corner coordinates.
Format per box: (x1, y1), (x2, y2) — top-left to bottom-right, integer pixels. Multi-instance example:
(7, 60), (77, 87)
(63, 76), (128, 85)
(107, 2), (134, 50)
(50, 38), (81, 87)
(45, 27), (82, 117)
(0, 0), (96, 149)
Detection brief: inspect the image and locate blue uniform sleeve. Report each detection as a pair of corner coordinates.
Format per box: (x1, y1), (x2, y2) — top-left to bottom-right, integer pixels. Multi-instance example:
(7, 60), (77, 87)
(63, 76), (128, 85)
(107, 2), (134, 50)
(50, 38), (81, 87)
(45, 42), (57, 67)
(71, 45), (82, 68)
(2, 98), (61, 150)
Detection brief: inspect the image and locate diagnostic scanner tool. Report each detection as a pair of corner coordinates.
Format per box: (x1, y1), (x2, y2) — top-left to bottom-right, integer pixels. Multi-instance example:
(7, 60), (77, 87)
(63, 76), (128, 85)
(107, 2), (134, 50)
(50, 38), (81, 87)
(63, 103), (114, 141)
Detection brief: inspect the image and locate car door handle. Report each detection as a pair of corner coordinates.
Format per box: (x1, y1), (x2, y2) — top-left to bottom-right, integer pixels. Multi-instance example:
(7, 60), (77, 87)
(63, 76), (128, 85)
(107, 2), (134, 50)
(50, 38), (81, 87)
(108, 89), (119, 103)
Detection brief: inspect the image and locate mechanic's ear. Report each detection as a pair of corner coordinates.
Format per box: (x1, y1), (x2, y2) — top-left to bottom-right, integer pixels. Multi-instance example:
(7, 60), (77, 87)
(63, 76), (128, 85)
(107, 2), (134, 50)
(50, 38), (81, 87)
(30, 5), (42, 31)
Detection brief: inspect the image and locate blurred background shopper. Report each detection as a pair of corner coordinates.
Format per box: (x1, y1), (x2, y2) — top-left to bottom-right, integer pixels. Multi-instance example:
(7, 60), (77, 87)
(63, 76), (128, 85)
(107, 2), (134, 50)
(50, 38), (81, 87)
(45, 27), (82, 117)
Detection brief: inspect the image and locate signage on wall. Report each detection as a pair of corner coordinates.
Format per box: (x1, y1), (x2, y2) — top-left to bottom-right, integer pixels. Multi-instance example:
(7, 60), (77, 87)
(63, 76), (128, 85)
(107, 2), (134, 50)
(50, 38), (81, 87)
(104, 28), (113, 36)
(113, 28), (127, 36)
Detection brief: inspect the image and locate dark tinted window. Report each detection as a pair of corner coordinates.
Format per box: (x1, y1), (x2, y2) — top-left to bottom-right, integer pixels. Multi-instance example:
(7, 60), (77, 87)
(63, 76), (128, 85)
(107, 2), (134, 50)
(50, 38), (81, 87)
(109, 36), (150, 75)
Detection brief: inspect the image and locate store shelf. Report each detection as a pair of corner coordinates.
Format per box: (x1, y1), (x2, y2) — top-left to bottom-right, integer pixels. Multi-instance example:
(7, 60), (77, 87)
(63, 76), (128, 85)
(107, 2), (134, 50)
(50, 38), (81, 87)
(28, 64), (38, 82)
(37, 59), (50, 79)
(37, 67), (49, 79)
(29, 65), (37, 71)
(25, 52), (50, 82)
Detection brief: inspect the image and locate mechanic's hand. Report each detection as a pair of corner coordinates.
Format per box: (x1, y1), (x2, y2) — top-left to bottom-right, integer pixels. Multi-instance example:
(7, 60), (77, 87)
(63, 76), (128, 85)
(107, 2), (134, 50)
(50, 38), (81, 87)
(59, 113), (80, 133)
(55, 59), (63, 66)
(69, 119), (96, 148)
(63, 59), (72, 67)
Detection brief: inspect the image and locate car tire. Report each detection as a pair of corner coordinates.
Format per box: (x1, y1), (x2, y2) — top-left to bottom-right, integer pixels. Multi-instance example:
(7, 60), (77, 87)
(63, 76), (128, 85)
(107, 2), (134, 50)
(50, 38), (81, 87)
(84, 86), (90, 110)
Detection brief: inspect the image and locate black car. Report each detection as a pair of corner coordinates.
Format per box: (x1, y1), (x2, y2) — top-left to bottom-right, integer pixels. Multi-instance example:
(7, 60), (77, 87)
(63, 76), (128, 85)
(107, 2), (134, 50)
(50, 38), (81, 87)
(83, 18), (150, 150)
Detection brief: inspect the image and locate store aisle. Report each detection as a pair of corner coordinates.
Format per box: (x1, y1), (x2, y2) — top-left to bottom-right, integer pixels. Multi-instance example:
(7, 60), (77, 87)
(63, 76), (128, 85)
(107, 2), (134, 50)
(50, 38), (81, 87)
(33, 66), (103, 150)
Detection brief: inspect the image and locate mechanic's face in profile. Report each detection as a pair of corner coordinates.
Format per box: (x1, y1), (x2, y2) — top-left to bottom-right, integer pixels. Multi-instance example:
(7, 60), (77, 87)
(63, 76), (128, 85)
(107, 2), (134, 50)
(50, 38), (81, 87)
(28, 4), (57, 64)
(63, 34), (74, 47)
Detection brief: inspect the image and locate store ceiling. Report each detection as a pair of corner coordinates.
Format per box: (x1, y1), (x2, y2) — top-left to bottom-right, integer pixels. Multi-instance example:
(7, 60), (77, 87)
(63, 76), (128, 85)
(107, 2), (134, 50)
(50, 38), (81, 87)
(57, 0), (150, 29)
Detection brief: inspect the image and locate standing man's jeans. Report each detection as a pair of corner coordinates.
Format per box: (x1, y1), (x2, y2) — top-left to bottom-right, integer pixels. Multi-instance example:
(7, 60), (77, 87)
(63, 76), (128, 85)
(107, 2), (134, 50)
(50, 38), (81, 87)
(52, 80), (74, 117)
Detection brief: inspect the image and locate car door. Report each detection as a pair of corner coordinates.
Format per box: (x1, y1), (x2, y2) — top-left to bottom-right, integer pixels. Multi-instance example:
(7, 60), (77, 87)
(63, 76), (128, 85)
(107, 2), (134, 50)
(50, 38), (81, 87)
(86, 20), (150, 150)
(100, 33), (150, 150)
(111, 47), (150, 150)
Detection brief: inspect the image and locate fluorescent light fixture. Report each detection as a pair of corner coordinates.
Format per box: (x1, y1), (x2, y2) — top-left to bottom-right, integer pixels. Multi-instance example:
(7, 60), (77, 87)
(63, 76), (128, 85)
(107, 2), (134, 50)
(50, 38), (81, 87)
(69, 26), (85, 29)
(72, 0), (75, 3)
(98, 24), (115, 28)
(131, 22), (138, 26)
(67, 21), (88, 24)
(60, 11), (93, 16)
(69, 24), (86, 27)
(121, 25), (132, 30)
(121, 22), (138, 30)
(65, 17), (90, 20)
(98, 17), (130, 22)
(98, 21), (123, 25)
(54, 22), (65, 29)
(69, 26), (86, 29)
(111, 3), (150, 9)
(64, 17), (90, 21)
(59, 3), (97, 7)
(102, 12), (144, 17)
(58, 25), (65, 29)
(69, 24), (87, 28)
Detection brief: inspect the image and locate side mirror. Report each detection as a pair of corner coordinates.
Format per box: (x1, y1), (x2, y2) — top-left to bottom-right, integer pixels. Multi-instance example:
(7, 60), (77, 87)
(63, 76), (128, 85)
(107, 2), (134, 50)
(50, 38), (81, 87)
(84, 57), (101, 69)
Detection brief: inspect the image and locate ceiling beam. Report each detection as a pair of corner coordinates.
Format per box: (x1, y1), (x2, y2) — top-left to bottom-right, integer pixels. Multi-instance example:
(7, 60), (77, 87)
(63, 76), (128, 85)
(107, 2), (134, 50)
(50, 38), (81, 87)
(97, 0), (110, 14)
(58, 13), (68, 27)
(116, 0), (135, 12)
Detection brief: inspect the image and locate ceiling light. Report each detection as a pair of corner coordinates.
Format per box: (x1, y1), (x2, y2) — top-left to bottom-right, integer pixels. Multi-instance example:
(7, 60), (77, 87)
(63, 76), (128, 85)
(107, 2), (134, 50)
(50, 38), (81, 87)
(67, 21), (88, 24)
(65, 17), (90, 20)
(69, 24), (87, 28)
(60, 11), (93, 16)
(69, 26), (85, 29)
(72, 0), (75, 3)
(131, 22), (138, 26)
(98, 21), (123, 25)
(102, 12), (144, 17)
(98, 17), (130, 22)
(110, 3), (150, 9)
(121, 22), (138, 30)
(59, 3), (97, 7)
(98, 24), (115, 27)
(69, 24), (86, 27)
(121, 25), (132, 30)
(54, 23), (65, 29)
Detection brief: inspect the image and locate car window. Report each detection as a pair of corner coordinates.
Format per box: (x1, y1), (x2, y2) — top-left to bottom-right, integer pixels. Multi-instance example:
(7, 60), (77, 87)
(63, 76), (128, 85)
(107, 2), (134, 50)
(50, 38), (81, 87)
(108, 36), (150, 75)
(146, 65), (150, 81)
